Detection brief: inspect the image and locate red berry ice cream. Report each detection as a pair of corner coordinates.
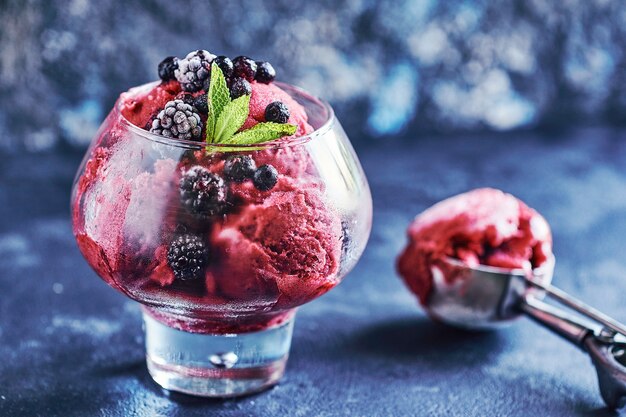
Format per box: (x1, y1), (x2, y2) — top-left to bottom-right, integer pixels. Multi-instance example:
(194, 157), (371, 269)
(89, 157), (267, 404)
(71, 50), (347, 333)
(397, 188), (553, 305)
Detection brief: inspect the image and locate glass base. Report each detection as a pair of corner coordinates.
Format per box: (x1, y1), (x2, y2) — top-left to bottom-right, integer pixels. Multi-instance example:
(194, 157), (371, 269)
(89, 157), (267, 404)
(143, 311), (295, 397)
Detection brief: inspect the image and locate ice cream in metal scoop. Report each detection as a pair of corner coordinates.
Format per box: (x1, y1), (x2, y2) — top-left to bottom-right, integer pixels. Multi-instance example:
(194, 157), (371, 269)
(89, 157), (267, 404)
(397, 188), (626, 409)
(428, 256), (626, 409)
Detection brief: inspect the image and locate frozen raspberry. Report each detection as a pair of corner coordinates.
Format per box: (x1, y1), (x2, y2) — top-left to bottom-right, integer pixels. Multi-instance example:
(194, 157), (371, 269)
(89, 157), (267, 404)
(175, 50), (216, 92)
(167, 234), (209, 281)
(149, 100), (202, 141)
(180, 166), (228, 218)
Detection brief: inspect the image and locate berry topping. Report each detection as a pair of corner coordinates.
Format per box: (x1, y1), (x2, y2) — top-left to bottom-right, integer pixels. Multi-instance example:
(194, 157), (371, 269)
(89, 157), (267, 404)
(180, 166), (228, 218)
(177, 92), (195, 105)
(167, 234), (209, 280)
(158, 56), (179, 82)
(253, 164), (278, 191)
(232, 56), (257, 82)
(229, 77), (252, 99)
(149, 100), (202, 141)
(224, 155), (257, 183)
(192, 94), (208, 114)
(213, 55), (234, 80)
(175, 50), (216, 92)
(255, 61), (276, 84)
(265, 101), (290, 124)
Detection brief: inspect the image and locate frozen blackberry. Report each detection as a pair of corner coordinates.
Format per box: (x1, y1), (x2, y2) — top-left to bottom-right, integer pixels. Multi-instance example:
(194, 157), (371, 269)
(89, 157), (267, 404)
(224, 155), (256, 183)
(167, 234), (209, 280)
(233, 56), (257, 81)
(230, 77), (252, 99)
(213, 55), (234, 79)
(175, 50), (216, 92)
(158, 56), (179, 82)
(255, 61), (276, 84)
(149, 100), (202, 141)
(265, 101), (290, 124)
(180, 166), (228, 218)
(253, 164), (278, 191)
(192, 94), (208, 114)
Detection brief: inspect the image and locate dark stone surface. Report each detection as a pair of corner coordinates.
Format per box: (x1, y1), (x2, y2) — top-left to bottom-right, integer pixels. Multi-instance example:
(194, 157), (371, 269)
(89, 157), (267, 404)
(2, 129), (626, 416)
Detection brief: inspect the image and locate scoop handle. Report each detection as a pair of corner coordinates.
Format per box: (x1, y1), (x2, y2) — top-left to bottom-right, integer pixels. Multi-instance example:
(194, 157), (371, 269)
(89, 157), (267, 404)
(521, 296), (626, 409)
(520, 295), (592, 347)
(525, 280), (626, 337)
(584, 336), (626, 409)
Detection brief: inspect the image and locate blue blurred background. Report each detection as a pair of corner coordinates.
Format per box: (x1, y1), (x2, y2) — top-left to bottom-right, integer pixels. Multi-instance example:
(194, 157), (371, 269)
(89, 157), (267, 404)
(1, 0), (625, 152)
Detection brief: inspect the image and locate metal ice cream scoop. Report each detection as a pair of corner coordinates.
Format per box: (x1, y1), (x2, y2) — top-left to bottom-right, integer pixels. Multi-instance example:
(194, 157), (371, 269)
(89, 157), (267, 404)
(426, 257), (626, 409)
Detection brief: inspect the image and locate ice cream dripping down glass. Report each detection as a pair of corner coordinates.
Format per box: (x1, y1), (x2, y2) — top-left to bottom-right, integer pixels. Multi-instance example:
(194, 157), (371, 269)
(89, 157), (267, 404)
(71, 81), (372, 397)
(428, 257), (626, 409)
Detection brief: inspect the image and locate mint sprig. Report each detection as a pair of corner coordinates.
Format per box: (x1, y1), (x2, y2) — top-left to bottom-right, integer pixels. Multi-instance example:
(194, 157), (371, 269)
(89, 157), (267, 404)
(206, 62), (230, 141)
(213, 94), (250, 143)
(205, 63), (297, 146)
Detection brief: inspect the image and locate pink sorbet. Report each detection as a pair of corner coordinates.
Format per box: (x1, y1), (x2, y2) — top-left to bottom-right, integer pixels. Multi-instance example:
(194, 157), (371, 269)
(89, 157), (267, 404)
(120, 80), (313, 139)
(207, 175), (342, 309)
(72, 61), (342, 334)
(396, 188), (553, 304)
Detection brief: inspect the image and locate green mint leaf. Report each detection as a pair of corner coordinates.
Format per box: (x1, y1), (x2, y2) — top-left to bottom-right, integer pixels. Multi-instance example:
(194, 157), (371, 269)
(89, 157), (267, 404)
(213, 94), (250, 143)
(225, 122), (297, 145)
(206, 62), (230, 143)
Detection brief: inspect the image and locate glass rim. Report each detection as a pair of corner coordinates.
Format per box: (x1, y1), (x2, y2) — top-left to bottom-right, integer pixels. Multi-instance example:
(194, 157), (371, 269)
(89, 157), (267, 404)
(116, 80), (336, 150)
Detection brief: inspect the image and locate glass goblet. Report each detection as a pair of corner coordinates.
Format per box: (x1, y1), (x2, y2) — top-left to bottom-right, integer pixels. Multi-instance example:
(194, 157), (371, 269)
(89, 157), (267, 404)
(71, 81), (372, 397)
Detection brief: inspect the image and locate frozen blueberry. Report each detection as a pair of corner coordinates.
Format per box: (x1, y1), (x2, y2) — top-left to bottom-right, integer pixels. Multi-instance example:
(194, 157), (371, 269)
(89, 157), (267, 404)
(253, 164), (278, 191)
(158, 56), (178, 81)
(213, 55), (234, 79)
(233, 56), (257, 82)
(230, 77), (252, 99)
(255, 61), (276, 84)
(264, 101), (290, 124)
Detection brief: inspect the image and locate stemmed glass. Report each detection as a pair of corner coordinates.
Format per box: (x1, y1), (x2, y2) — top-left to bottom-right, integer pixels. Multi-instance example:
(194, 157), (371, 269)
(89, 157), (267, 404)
(71, 81), (372, 397)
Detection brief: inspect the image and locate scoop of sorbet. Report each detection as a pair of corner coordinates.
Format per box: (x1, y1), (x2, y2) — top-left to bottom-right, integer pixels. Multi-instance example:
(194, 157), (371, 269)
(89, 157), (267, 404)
(396, 188), (553, 305)
(120, 79), (313, 138)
